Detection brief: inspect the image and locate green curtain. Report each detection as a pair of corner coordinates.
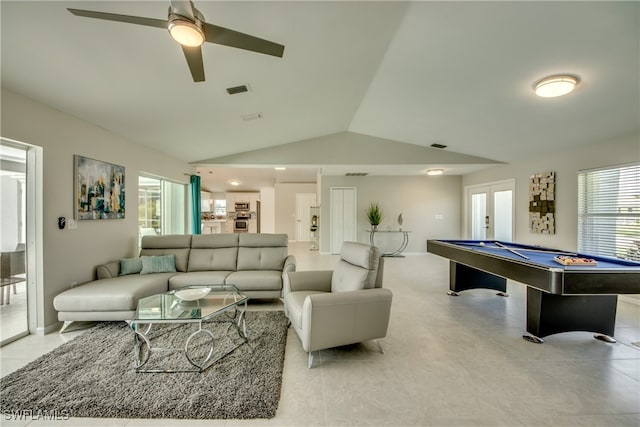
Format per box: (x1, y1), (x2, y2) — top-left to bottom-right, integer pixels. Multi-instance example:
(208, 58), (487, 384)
(190, 175), (202, 235)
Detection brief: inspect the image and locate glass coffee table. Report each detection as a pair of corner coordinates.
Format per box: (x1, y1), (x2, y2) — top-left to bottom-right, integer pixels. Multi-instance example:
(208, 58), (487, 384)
(131, 284), (248, 373)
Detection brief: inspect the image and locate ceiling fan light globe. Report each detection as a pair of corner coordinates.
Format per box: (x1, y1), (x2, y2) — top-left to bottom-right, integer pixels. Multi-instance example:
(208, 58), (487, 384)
(168, 19), (205, 47)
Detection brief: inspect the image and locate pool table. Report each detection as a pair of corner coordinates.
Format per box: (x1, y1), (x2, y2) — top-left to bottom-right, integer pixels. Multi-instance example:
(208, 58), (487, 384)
(426, 239), (640, 343)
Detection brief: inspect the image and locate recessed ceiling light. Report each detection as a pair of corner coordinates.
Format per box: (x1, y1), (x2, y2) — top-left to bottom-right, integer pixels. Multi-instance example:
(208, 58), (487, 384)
(242, 113), (262, 121)
(426, 169), (444, 176)
(229, 180), (241, 186)
(535, 74), (579, 98)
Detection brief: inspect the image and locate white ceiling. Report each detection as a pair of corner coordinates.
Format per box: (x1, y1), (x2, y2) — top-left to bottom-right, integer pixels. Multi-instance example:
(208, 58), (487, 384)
(2, 1), (639, 192)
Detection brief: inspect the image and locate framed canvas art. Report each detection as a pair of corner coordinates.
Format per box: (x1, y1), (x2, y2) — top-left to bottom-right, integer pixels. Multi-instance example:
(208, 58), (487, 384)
(74, 155), (125, 220)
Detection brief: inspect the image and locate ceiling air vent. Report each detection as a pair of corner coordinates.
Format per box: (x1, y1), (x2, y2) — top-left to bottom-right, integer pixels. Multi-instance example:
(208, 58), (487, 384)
(242, 113), (262, 121)
(430, 143), (447, 149)
(345, 172), (368, 176)
(227, 85), (249, 95)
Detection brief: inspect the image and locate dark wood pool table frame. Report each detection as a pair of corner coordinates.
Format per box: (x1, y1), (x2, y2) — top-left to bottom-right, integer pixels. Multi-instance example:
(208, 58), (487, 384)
(427, 240), (640, 343)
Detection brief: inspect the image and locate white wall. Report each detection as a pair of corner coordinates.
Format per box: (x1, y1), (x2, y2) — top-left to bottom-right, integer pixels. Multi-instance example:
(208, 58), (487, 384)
(274, 183), (318, 240)
(259, 187), (275, 233)
(462, 132), (640, 252)
(1, 88), (193, 330)
(319, 175), (462, 253)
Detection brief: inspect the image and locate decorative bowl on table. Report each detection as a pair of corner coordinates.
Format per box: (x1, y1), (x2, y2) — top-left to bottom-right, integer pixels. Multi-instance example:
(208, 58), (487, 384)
(175, 288), (210, 301)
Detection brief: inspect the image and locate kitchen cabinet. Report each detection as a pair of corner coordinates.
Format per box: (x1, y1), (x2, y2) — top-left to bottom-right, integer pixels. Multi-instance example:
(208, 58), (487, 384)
(202, 220), (223, 234)
(249, 193), (260, 210)
(201, 191), (212, 212)
(235, 194), (250, 203)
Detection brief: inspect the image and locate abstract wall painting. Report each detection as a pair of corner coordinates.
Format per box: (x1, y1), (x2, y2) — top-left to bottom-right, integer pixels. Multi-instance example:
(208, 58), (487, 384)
(74, 155), (125, 220)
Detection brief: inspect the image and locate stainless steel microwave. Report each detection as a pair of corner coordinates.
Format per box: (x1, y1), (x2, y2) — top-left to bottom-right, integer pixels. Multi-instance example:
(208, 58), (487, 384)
(235, 202), (250, 211)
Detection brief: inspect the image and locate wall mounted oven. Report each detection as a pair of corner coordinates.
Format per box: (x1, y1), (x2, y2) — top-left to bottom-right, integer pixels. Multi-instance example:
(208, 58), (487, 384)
(234, 220), (248, 232)
(234, 212), (250, 232)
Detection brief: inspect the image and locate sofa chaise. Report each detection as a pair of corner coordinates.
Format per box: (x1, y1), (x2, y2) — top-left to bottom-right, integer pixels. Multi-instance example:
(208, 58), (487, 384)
(54, 233), (295, 331)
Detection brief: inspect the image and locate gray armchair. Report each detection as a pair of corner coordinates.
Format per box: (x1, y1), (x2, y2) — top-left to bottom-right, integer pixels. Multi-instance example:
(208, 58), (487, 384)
(283, 241), (393, 368)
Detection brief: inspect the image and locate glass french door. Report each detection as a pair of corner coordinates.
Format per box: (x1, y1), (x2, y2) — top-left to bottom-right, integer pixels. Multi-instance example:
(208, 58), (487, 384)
(0, 140), (29, 344)
(466, 180), (514, 242)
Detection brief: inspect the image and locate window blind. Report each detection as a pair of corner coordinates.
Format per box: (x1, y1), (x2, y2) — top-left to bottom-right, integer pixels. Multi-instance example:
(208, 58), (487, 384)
(578, 163), (640, 261)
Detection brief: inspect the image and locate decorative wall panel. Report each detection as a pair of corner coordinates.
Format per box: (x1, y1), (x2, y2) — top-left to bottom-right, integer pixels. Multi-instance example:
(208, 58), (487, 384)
(529, 171), (555, 234)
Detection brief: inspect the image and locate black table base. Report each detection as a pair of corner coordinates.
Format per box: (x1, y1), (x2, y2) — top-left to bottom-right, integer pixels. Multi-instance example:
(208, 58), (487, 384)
(448, 261), (617, 343)
(525, 287), (617, 343)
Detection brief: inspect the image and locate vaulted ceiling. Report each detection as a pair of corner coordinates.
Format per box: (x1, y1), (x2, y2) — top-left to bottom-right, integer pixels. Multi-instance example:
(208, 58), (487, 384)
(2, 1), (638, 191)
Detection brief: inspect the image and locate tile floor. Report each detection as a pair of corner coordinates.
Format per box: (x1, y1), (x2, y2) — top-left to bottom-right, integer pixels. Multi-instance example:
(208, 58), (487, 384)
(1, 243), (639, 426)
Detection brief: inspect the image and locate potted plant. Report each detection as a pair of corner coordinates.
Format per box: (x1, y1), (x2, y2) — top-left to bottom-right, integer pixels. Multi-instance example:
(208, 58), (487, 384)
(366, 202), (384, 231)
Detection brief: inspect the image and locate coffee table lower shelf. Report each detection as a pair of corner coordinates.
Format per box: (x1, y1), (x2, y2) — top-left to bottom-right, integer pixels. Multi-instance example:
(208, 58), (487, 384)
(130, 285), (248, 373)
(132, 313), (247, 373)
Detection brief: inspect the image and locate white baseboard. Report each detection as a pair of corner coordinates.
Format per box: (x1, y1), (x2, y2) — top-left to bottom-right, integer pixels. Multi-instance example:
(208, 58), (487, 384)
(36, 321), (62, 335)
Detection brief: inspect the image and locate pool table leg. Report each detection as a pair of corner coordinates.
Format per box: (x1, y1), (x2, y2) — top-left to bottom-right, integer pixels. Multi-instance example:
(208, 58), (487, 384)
(524, 287), (618, 343)
(449, 261), (508, 296)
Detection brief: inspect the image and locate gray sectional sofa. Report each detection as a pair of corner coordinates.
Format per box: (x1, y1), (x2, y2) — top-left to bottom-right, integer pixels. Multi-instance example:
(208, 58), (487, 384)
(53, 233), (295, 330)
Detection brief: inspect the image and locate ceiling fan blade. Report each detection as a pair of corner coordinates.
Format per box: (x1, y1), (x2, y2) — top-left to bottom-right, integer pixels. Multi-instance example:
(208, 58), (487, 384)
(181, 46), (205, 82)
(203, 23), (284, 58)
(68, 8), (168, 29)
(169, 0), (196, 20)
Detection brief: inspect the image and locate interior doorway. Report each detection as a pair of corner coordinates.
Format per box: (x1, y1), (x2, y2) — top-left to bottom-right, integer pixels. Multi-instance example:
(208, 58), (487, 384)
(0, 140), (29, 344)
(465, 180), (515, 241)
(295, 193), (317, 242)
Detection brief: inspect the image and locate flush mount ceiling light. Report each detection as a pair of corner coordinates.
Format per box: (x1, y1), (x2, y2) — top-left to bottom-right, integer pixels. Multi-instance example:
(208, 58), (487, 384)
(535, 75), (579, 98)
(275, 167), (286, 170)
(426, 169), (444, 176)
(229, 180), (241, 186)
(168, 13), (205, 47)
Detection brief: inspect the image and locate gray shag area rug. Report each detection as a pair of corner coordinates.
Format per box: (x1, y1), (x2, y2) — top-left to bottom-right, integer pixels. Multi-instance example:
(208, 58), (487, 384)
(0, 311), (289, 419)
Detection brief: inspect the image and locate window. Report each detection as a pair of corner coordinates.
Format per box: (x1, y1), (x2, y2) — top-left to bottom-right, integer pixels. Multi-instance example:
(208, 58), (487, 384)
(578, 163), (640, 261)
(138, 175), (187, 237)
(213, 199), (226, 217)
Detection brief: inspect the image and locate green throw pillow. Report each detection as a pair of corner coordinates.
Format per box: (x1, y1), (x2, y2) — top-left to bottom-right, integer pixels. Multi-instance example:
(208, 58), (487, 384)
(140, 254), (177, 275)
(119, 258), (143, 276)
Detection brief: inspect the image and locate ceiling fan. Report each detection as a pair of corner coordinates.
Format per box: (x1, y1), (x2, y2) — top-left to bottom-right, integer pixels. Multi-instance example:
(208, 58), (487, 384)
(68, 0), (285, 82)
